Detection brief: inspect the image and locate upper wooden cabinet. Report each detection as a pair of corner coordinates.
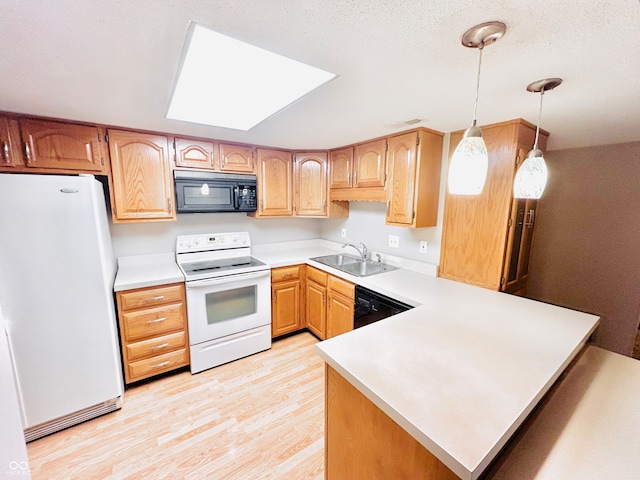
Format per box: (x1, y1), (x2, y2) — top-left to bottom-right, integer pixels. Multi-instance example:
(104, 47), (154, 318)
(0, 117), (21, 168)
(108, 129), (175, 222)
(174, 138), (215, 169)
(329, 147), (353, 189)
(386, 129), (443, 228)
(294, 152), (349, 218)
(354, 139), (387, 188)
(330, 138), (387, 202)
(251, 148), (293, 217)
(439, 118), (548, 293)
(219, 143), (254, 173)
(0, 118), (109, 174)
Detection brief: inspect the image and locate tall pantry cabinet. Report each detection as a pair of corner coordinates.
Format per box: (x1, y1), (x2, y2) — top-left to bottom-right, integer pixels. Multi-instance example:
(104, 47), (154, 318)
(439, 118), (548, 295)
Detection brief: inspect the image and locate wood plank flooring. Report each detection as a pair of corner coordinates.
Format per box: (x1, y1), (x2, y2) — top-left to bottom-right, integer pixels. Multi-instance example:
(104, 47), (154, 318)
(26, 332), (325, 480)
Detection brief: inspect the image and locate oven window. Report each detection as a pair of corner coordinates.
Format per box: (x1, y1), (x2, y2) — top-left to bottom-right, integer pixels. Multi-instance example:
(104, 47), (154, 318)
(184, 184), (232, 206)
(205, 286), (257, 324)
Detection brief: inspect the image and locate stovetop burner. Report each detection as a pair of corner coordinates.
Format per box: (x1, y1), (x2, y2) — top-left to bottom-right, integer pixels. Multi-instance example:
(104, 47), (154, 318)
(175, 232), (269, 281)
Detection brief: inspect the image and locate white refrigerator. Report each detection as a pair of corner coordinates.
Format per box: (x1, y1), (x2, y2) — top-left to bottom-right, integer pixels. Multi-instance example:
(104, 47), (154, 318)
(0, 173), (123, 442)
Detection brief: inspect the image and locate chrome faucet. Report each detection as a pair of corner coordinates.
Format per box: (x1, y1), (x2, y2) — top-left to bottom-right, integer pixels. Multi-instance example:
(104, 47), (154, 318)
(342, 242), (368, 261)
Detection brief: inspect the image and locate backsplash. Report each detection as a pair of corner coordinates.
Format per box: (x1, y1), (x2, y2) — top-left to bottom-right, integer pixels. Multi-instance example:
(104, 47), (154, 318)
(109, 213), (322, 258)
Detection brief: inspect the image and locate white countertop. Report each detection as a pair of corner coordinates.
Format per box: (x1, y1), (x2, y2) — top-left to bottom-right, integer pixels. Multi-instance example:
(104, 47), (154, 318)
(315, 278), (600, 480)
(485, 345), (640, 480)
(114, 253), (184, 291)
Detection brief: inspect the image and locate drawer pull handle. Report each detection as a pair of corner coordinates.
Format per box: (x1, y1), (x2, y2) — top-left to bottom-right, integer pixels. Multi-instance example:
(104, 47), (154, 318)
(150, 361), (170, 369)
(146, 317), (166, 324)
(2, 142), (9, 163)
(144, 295), (165, 303)
(282, 274), (293, 279)
(151, 342), (170, 351)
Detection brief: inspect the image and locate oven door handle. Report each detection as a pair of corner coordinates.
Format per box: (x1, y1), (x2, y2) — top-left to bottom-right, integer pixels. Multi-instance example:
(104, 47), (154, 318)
(186, 270), (270, 288)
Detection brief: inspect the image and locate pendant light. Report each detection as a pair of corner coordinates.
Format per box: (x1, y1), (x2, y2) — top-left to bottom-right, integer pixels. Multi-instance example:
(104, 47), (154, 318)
(513, 78), (562, 199)
(448, 21), (507, 195)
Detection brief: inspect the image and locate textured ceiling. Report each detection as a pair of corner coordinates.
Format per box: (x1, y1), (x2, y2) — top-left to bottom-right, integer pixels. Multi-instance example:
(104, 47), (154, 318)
(1, 0), (639, 151)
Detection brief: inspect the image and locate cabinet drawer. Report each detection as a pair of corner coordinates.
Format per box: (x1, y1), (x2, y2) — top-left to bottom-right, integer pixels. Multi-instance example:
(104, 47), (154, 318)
(307, 266), (328, 286)
(271, 265), (301, 283)
(329, 275), (355, 300)
(122, 303), (185, 341)
(119, 284), (184, 311)
(125, 331), (187, 361)
(126, 348), (189, 382)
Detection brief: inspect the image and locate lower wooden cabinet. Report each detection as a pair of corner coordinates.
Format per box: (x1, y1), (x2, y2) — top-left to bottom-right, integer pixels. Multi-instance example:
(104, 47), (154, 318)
(116, 282), (189, 384)
(305, 266), (355, 340)
(271, 265), (304, 337)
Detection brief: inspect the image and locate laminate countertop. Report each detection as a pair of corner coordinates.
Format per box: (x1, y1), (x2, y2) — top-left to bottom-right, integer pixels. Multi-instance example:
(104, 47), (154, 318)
(311, 271), (599, 480)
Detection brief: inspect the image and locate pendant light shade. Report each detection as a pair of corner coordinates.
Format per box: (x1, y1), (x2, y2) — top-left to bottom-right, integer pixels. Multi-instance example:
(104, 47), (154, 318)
(514, 78), (562, 199)
(448, 125), (488, 195)
(448, 21), (506, 196)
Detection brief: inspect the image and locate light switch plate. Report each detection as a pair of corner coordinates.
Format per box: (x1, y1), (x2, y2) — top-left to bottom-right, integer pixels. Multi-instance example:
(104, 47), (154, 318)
(388, 235), (399, 248)
(419, 241), (428, 254)
(341, 228), (347, 238)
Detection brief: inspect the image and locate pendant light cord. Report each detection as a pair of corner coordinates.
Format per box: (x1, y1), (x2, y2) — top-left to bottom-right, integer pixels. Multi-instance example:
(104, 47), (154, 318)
(472, 46), (484, 127)
(534, 89), (545, 149)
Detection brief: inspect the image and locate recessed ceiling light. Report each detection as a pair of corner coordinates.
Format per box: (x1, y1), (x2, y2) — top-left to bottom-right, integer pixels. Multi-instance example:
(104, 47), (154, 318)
(167, 23), (337, 131)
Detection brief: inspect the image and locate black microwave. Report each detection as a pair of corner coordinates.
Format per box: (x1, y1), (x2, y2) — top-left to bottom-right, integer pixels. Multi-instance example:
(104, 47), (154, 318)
(174, 170), (258, 213)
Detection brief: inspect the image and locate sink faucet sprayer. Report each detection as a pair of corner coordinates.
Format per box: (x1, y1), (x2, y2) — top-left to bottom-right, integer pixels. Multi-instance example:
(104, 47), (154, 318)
(342, 242), (368, 261)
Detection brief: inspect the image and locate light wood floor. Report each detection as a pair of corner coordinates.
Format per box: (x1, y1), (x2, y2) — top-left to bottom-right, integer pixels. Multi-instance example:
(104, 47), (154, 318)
(27, 332), (325, 480)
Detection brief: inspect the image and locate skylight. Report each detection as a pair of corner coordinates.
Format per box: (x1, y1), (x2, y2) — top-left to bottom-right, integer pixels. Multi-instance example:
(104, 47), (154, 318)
(167, 23), (337, 131)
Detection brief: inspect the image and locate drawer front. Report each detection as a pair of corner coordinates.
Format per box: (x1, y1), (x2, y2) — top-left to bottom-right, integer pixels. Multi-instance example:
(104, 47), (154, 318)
(271, 265), (301, 283)
(328, 275), (355, 300)
(125, 331), (187, 361)
(122, 303), (185, 341)
(119, 284), (184, 311)
(127, 348), (189, 382)
(307, 266), (328, 286)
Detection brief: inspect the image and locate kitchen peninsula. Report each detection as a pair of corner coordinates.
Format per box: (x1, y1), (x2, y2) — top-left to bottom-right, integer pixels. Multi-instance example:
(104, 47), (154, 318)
(315, 276), (599, 480)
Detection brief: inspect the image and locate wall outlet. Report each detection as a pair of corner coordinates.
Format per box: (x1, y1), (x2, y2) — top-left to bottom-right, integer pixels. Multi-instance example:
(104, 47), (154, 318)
(388, 235), (399, 248)
(341, 228), (347, 238)
(419, 241), (428, 254)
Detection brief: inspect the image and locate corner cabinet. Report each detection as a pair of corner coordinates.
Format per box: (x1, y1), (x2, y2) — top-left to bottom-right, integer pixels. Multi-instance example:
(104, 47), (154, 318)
(385, 128), (443, 227)
(108, 129), (175, 222)
(0, 117), (109, 174)
(439, 118), (548, 294)
(250, 148), (293, 217)
(330, 139), (387, 202)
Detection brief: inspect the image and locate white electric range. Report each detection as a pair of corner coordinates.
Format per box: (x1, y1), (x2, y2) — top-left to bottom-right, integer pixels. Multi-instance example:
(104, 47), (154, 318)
(176, 232), (271, 374)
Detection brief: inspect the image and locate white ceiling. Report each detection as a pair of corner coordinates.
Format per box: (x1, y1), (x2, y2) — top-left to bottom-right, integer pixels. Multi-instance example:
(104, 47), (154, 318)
(1, 0), (639, 151)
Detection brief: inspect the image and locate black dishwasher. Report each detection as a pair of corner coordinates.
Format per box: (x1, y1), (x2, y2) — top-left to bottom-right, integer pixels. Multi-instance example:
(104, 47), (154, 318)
(354, 285), (413, 329)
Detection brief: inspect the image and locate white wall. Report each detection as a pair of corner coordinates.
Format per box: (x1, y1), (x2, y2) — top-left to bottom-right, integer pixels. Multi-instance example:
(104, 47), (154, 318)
(110, 213), (322, 258)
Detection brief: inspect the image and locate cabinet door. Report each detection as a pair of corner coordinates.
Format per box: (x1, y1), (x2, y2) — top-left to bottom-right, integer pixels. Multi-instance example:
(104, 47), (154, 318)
(329, 147), (353, 189)
(327, 292), (353, 339)
(306, 281), (326, 340)
(386, 131), (418, 225)
(0, 117), (22, 168)
(219, 143), (254, 173)
(354, 139), (387, 188)
(271, 280), (301, 337)
(254, 148), (293, 217)
(174, 138), (215, 169)
(294, 152), (328, 217)
(20, 119), (107, 172)
(108, 129), (175, 222)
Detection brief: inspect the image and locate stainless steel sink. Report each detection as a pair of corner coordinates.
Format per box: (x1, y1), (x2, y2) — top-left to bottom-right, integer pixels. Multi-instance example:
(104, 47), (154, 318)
(311, 254), (398, 277)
